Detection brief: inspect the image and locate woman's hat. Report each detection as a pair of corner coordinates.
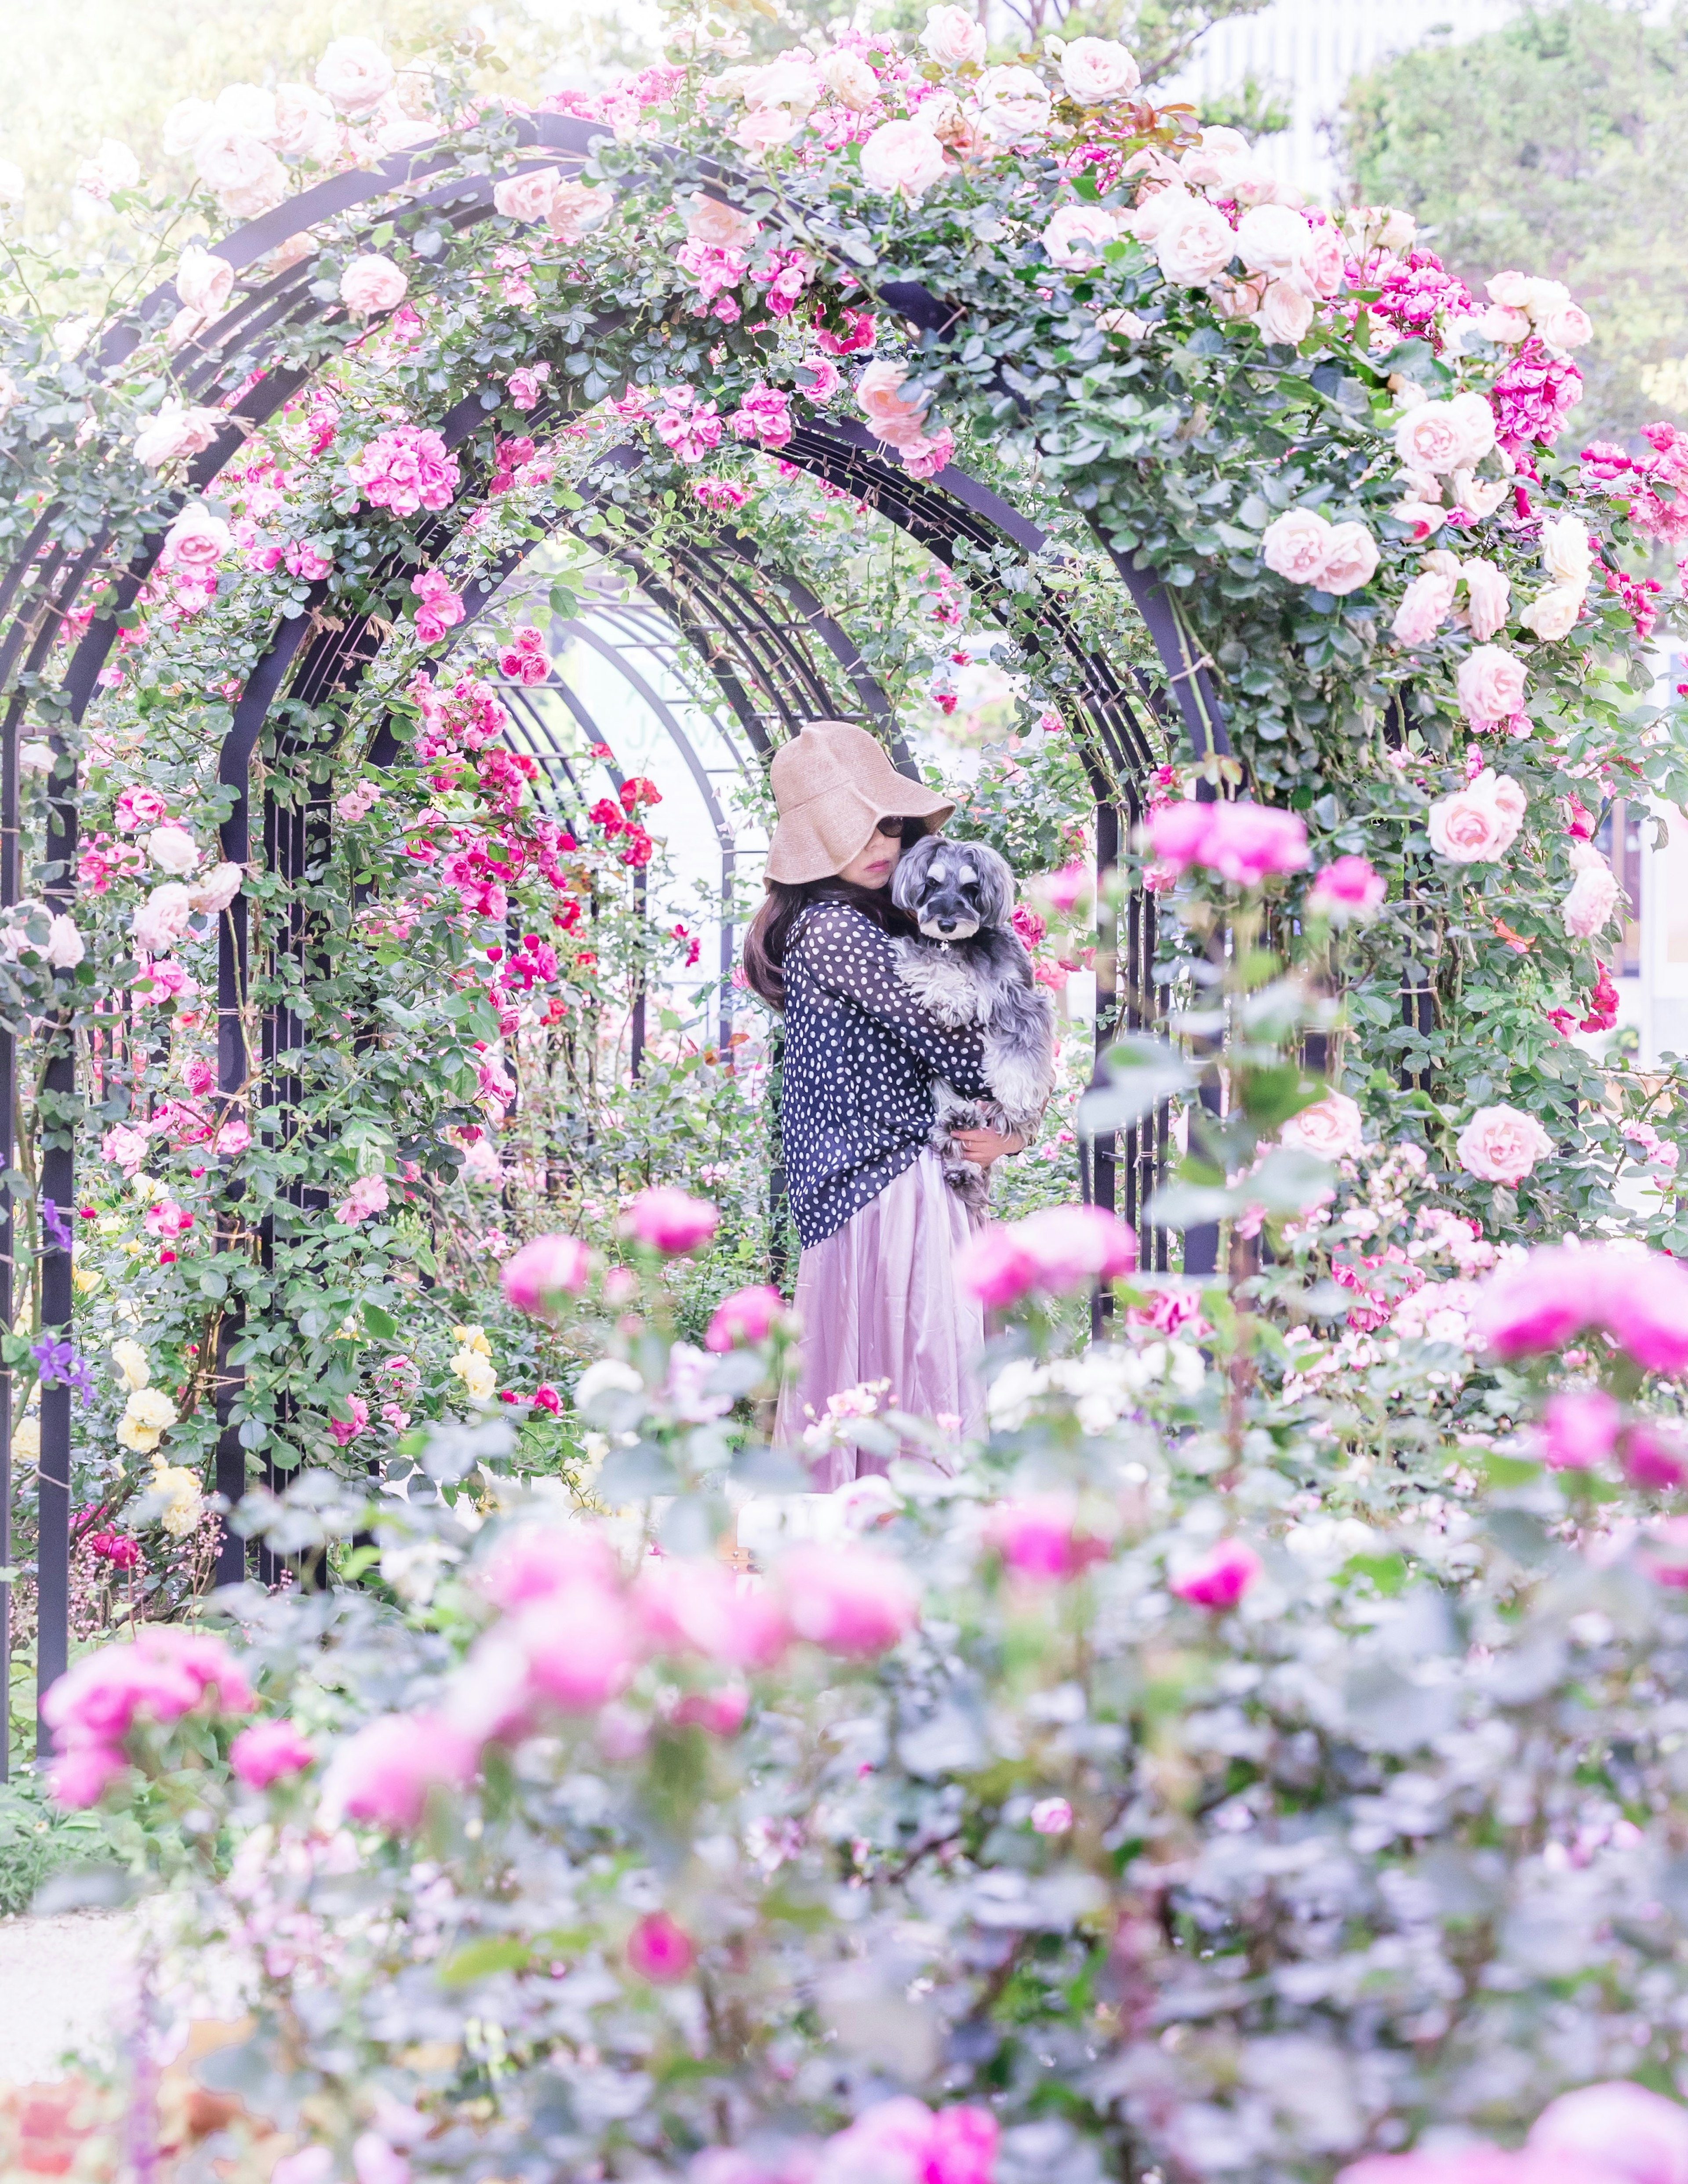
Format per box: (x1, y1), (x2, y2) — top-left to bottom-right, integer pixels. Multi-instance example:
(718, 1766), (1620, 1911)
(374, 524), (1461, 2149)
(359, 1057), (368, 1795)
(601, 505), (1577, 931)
(765, 721), (953, 884)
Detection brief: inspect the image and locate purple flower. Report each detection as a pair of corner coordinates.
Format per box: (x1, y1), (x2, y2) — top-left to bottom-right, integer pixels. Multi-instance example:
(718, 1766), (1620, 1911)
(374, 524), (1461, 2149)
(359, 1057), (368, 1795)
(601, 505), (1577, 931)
(39, 1197), (73, 1253)
(31, 1334), (97, 1406)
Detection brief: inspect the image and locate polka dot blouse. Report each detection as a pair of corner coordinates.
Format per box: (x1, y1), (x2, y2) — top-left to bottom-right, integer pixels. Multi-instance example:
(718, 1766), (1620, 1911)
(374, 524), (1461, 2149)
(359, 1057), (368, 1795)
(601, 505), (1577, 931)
(780, 900), (990, 1251)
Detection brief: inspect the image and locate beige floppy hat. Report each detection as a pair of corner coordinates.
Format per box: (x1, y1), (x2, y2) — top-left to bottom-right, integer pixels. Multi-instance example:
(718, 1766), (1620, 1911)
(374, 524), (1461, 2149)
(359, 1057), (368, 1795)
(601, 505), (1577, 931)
(765, 721), (953, 884)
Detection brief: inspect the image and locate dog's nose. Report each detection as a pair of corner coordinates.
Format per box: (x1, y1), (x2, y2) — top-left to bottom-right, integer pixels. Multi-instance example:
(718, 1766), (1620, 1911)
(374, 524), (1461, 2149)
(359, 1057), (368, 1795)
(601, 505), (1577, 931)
(937, 919), (957, 933)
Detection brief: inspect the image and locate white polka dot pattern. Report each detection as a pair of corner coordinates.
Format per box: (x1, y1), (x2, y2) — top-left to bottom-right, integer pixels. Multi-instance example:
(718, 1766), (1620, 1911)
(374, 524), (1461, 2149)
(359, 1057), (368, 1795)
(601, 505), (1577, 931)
(781, 900), (990, 1249)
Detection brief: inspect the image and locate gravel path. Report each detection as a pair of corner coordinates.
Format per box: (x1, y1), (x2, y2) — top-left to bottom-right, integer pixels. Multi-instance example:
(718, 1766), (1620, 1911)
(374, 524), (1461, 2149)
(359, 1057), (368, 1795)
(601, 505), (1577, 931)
(0, 1910), (134, 2083)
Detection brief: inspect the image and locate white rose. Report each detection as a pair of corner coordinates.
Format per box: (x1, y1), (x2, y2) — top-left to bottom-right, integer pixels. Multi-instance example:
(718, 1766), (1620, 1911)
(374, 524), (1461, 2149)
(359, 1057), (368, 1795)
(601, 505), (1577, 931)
(80, 139), (141, 200)
(1561, 841), (1619, 938)
(1456, 1103), (1552, 1186)
(1486, 269), (1533, 309)
(18, 741), (53, 773)
(1042, 204), (1122, 269)
(1151, 194), (1236, 287)
(148, 825), (201, 876)
(1179, 124), (1251, 193)
(1519, 583), (1586, 642)
(1518, 275), (1569, 317)
(193, 126), (286, 217)
(44, 916), (84, 970)
(860, 118), (948, 197)
(971, 66), (1051, 145)
(131, 883), (194, 952)
(372, 99), (434, 155)
(1537, 298), (1593, 350)
(735, 107), (803, 152)
(162, 99), (215, 160)
(493, 166), (562, 224)
(175, 244), (233, 317)
(213, 83), (280, 145)
(1455, 643), (1529, 726)
(548, 183), (615, 243)
(1234, 201), (1310, 281)
(921, 5), (988, 67)
(1059, 36), (1140, 102)
(316, 35), (395, 116)
(742, 54), (824, 112)
(275, 83), (339, 164)
(1540, 513), (1593, 586)
(1462, 557), (1511, 641)
(1446, 389), (1497, 465)
(1280, 1090), (1364, 1162)
(1252, 277), (1313, 345)
(1479, 302), (1531, 345)
(1450, 468), (1510, 520)
(132, 401), (225, 469)
(188, 862), (244, 916)
(820, 50), (880, 109)
(1425, 768), (1527, 863)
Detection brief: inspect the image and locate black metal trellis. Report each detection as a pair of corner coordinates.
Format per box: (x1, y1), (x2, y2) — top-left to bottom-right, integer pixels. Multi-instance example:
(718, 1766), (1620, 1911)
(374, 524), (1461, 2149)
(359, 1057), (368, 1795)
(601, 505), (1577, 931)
(0, 114), (1237, 1755)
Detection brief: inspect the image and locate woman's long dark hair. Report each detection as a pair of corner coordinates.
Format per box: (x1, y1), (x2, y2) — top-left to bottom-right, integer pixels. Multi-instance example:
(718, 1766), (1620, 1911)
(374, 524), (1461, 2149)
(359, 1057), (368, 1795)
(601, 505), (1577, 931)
(742, 821), (924, 1010)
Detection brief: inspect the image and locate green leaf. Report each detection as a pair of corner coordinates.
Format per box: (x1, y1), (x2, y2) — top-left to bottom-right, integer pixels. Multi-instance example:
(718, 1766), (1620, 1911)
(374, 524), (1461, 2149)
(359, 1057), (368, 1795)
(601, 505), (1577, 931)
(437, 1937), (532, 1989)
(1079, 1036), (1195, 1135)
(362, 1301), (400, 1341)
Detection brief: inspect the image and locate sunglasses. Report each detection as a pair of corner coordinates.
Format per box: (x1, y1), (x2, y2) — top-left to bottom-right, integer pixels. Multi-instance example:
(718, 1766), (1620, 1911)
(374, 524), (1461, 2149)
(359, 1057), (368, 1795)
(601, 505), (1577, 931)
(873, 817), (906, 838)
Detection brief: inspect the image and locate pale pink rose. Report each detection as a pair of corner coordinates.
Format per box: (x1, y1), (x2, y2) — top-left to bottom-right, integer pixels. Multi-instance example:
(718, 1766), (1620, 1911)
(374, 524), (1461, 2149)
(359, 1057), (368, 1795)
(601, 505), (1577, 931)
(188, 862), (244, 915)
(1253, 278), (1313, 345)
(922, 4), (988, 65)
(334, 1174), (389, 1226)
(214, 1116), (251, 1157)
(160, 504), (230, 572)
(132, 883), (194, 952)
(274, 82), (338, 163)
(1060, 36), (1140, 102)
(175, 245), (233, 318)
(735, 108), (802, 152)
(821, 50), (880, 109)
(1300, 218), (1345, 298)
(860, 118), (948, 197)
(635, 1556), (790, 1670)
(547, 182), (614, 243)
(777, 1544), (919, 1657)
(622, 1185), (719, 1254)
(684, 195), (758, 248)
(268, 232), (318, 274)
(1462, 556), (1511, 640)
(1519, 584), (1584, 641)
(1456, 1102), (1553, 1184)
(1316, 520), (1379, 595)
(229, 1717), (314, 1788)
(1234, 202), (1310, 280)
(971, 64), (1051, 142)
(1279, 1089), (1364, 1162)
(1487, 269), (1533, 309)
(1031, 1796), (1074, 1834)
(1561, 842), (1619, 937)
(1151, 193), (1236, 286)
(1537, 299), (1593, 350)
(1541, 513), (1594, 585)
(856, 358), (930, 447)
(493, 165), (561, 223)
(162, 100), (215, 160)
(1043, 204), (1121, 269)
(339, 254), (407, 315)
(1529, 2079), (1688, 2184)
(147, 825), (200, 876)
(1455, 643), (1528, 727)
(1537, 1388), (1621, 1470)
(1481, 302), (1532, 344)
(44, 916), (84, 970)
(320, 1712), (475, 1832)
(517, 1586), (644, 1712)
(316, 35), (395, 116)
(1262, 507), (1332, 584)
(1393, 498), (1447, 542)
(1394, 391), (1495, 475)
(1169, 1539), (1261, 1610)
(193, 126), (286, 217)
(1308, 855), (1386, 922)
(133, 401), (225, 469)
(1426, 768), (1527, 862)
(335, 780), (380, 824)
(507, 363), (550, 410)
(76, 138), (140, 200)
(474, 1522), (619, 1613)
(1392, 568), (1457, 646)
(501, 1232), (593, 1314)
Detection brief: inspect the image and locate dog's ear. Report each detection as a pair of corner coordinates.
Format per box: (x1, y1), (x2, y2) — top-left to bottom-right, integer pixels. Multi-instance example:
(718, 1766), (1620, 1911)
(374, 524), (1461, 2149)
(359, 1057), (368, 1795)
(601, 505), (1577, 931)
(891, 832), (939, 914)
(971, 843), (1015, 927)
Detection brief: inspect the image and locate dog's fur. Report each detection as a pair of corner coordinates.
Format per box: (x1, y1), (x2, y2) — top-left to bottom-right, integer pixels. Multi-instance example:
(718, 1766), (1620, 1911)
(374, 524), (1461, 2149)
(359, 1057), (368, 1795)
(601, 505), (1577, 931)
(891, 834), (1058, 1214)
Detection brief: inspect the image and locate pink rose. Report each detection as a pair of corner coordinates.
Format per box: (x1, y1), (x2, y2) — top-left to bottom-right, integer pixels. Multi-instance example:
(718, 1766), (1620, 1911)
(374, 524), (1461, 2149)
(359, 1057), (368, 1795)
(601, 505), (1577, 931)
(493, 165), (561, 223)
(1043, 204), (1122, 269)
(1307, 855), (1385, 923)
(1253, 277), (1313, 345)
(474, 1522), (619, 1613)
(1391, 568), (1456, 647)
(339, 254), (407, 316)
(175, 245), (233, 317)
(516, 1586), (644, 1712)
(921, 4), (988, 65)
(229, 1717), (314, 1788)
(1463, 557), (1511, 640)
(1473, 1244), (1688, 1375)
(350, 425), (460, 516)
(1562, 843), (1619, 938)
(547, 182), (615, 243)
(985, 1492), (1110, 1581)
(1262, 507), (1333, 584)
(1623, 1421), (1688, 1491)
(957, 1226), (1042, 1308)
(819, 2101), (999, 2184)
(188, 862), (244, 915)
(133, 401), (225, 470)
(1528, 2079), (1688, 2184)
(1538, 1388), (1621, 1469)
(626, 1911), (696, 1983)
(502, 1233), (593, 1315)
(1425, 768), (1526, 863)
(622, 1186), (718, 1254)
(776, 1544), (918, 1657)
(507, 363), (551, 410)
(1030, 1796), (1073, 1834)
(1455, 643), (1529, 728)
(1150, 192), (1236, 286)
(214, 1117), (251, 1157)
(704, 1283), (786, 1352)
(115, 785), (168, 831)
(1315, 520), (1380, 596)
(1060, 35), (1141, 101)
(161, 503), (231, 572)
(329, 1395), (369, 1446)
(49, 1746), (128, 1810)
(1279, 1089), (1364, 1162)
(635, 1556), (791, 1671)
(856, 358), (931, 447)
(1013, 1203), (1139, 1288)
(1456, 1102), (1553, 1185)
(1145, 799), (1308, 887)
(320, 1712), (476, 1832)
(315, 34), (394, 116)
(1168, 1539), (1261, 1609)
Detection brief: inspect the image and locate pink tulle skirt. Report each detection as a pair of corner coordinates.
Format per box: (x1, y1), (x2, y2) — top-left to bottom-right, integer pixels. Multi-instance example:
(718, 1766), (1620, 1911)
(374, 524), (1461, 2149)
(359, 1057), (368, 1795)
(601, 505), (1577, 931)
(775, 1151), (984, 1488)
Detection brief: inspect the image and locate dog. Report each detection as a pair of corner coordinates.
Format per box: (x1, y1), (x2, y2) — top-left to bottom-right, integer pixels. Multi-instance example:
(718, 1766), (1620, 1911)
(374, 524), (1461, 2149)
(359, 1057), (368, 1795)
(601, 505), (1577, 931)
(890, 834), (1058, 1215)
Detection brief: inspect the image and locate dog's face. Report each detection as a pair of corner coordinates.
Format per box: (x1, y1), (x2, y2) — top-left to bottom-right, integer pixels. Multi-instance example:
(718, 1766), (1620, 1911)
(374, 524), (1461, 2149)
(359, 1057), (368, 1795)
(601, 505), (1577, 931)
(891, 834), (1013, 940)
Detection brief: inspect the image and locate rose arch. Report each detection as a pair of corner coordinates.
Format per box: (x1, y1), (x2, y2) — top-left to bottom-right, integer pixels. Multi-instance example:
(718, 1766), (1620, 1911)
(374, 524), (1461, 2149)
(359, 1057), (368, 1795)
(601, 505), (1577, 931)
(0, 44), (1681, 1746)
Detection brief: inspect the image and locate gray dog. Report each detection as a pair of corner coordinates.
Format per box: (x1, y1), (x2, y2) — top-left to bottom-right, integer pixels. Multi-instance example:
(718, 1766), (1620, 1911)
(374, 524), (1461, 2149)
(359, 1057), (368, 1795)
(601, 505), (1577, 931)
(891, 834), (1058, 1214)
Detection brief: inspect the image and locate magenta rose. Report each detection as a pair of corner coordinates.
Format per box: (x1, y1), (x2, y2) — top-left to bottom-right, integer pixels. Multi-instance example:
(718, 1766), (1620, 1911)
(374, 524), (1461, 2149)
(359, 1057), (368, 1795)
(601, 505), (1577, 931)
(621, 1186), (719, 1255)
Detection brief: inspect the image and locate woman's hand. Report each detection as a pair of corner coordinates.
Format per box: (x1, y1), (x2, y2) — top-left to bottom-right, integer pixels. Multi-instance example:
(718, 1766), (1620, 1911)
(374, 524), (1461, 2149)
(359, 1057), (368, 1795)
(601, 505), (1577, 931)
(953, 1127), (1026, 1169)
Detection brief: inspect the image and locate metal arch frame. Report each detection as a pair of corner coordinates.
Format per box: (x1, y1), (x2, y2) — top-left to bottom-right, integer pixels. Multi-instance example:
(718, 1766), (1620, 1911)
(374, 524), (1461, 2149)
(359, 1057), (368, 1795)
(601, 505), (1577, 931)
(0, 114), (1227, 1746)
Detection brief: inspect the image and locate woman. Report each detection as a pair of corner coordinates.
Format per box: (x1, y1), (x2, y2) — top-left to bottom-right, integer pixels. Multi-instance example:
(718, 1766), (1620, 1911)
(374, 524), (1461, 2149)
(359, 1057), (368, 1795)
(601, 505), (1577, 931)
(743, 721), (1028, 1483)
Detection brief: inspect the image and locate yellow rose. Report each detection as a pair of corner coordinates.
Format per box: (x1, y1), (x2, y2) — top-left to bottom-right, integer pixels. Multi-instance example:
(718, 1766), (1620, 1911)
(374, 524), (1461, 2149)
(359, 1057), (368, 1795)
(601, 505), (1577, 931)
(450, 1348), (497, 1402)
(111, 1338), (150, 1393)
(11, 1416), (39, 1466)
(152, 1459), (203, 1538)
(451, 1323), (492, 1357)
(116, 1417), (163, 1455)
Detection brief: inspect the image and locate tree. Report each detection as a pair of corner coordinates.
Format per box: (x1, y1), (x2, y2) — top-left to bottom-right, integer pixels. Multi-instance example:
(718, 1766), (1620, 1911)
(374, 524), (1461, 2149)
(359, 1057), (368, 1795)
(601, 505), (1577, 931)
(1340, 0), (1688, 444)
